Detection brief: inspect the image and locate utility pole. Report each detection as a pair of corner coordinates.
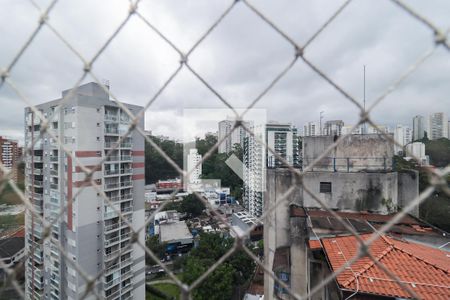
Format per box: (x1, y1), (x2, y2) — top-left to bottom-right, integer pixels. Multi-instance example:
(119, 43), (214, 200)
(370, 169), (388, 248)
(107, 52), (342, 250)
(363, 65), (366, 134)
(319, 111), (324, 136)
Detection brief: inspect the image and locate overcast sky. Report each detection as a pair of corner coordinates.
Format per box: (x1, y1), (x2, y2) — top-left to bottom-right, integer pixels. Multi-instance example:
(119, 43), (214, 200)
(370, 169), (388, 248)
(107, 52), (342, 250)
(1, 0), (449, 143)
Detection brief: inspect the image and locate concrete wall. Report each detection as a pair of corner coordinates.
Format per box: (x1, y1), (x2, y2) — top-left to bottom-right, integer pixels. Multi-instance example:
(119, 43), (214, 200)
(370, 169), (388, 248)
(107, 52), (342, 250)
(303, 134), (394, 171)
(264, 169), (302, 298)
(302, 172), (398, 214)
(397, 171), (419, 217)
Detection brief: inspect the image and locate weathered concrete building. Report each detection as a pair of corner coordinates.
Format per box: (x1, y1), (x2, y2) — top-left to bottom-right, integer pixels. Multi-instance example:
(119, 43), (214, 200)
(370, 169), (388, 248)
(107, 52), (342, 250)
(263, 134), (434, 299)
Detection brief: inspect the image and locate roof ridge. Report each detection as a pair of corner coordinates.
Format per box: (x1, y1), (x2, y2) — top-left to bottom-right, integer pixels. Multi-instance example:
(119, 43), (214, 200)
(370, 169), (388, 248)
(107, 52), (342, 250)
(391, 240), (450, 273)
(342, 235), (394, 288)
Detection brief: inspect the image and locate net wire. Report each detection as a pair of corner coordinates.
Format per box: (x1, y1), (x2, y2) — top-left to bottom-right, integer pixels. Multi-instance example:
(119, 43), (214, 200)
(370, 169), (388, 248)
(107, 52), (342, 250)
(0, 0), (448, 299)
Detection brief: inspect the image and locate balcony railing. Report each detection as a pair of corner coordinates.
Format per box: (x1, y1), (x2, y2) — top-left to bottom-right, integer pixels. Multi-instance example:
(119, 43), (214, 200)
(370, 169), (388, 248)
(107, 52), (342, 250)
(104, 221), (127, 233)
(104, 277), (121, 290)
(104, 210), (119, 219)
(104, 182), (120, 190)
(120, 181), (132, 188)
(104, 141), (119, 148)
(120, 155), (132, 161)
(50, 183), (58, 190)
(105, 156), (119, 162)
(49, 156), (59, 162)
(33, 180), (43, 187)
(104, 128), (119, 134)
(104, 169), (120, 176)
(122, 206), (133, 214)
(50, 169), (58, 176)
(104, 114), (119, 122)
(120, 168), (132, 174)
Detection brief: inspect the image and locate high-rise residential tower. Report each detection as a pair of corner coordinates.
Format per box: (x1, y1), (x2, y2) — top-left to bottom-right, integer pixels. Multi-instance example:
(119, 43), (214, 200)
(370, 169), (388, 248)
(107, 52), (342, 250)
(218, 119), (248, 154)
(186, 148), (202, 192)
(393, 124), (412, 154)
(243, 122), (299, 217)
(0, 136), (21, 183)
(323, 120), (344, 136)
(24, 82), (145, 300)
(412, 115), (425, 141)
(428, 112), (448, 140)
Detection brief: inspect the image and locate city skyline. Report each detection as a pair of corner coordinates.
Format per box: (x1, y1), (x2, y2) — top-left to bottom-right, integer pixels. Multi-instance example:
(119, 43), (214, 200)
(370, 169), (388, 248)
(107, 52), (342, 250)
(1, 1), (450, 142)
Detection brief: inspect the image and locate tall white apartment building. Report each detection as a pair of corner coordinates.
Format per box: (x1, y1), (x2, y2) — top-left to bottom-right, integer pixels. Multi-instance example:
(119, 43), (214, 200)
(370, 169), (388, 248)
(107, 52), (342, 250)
(323, 120), (344, 136)
(218, 119), (248, 154)
(393, 125), (412, 154)
(303, 122), (319, 137)
(186, 148), (202, 192)
(412, 115), (425, 141)
(24, 82), (145, 300)
(428, 112), (448, 140)
(243, 122), (299, 217)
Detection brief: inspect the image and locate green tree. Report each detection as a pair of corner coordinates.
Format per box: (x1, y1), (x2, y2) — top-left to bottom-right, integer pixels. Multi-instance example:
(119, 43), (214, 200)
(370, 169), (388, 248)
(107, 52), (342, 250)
(183, 257), (234, 300)
(146, 235), (167, 264)
(182, 233), (255, 299)
(145, 136), (183, 184)
(180, 194), (205, 217)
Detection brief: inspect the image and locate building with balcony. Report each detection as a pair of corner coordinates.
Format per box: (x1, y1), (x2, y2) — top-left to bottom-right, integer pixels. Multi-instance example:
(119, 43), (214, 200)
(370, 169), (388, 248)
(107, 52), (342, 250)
(0, 136), (22, 182)
(218, 119), (249, 154)
(428, 112), (448, 140)
(243, 122), (299, 217)
(24, 82), (145, 300)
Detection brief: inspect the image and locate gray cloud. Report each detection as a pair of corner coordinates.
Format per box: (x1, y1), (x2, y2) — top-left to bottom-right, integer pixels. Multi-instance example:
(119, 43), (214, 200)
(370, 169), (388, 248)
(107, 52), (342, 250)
(1, 0), (449, 142)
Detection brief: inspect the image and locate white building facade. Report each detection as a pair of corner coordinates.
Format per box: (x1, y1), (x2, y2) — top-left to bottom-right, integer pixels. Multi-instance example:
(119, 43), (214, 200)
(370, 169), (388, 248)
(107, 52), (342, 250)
(218, 119), (248, 154)
(412, 115), (425, 141)
(303, 121), (319, 137)
(393, 125), (412, 154)
(243, 122), (299, 217)
(186, 148), (202, 192)
(428, 112), (448, 140)
(24, 82), (145, 300)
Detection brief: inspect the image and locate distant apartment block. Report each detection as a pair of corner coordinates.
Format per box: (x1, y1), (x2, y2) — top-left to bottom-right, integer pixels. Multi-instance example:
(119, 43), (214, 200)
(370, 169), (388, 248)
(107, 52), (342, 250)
(303, 121), (319, 137)
(0, 136), (21, 182)
(393, 124), (412, 154)
(24, 82), (145, 300)
(405, 142), (429, 165)
(428, 112), (448, 140)
(412, 115), (425, 140)
(341, 124), (390, 135)
(218, 119), (248, 154)
(322, 120), (344, 136)
(243, 122), (299, 217)
(186, 148), (202, 192)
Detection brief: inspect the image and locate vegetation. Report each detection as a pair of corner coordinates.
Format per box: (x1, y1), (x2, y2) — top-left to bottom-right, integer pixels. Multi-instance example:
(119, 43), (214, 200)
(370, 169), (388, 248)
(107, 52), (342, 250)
(394, 137), (450, 232)
(0, 162), (25, 206)
(182, 233), (255, 300)
(145, 134), (243, 199)
(180, 194), (205, 218)
(146, 235), (167, 264)
(0, 212), (25, 229)
(146, 283), (180, 300)
(145, 136), (184, 184)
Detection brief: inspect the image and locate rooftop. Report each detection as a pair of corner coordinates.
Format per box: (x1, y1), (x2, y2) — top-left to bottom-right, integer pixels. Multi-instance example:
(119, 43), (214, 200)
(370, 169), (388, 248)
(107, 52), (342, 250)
(0, 237), (24, 259)
(159, 221), (193, 244)
(321, 233), (450, 299)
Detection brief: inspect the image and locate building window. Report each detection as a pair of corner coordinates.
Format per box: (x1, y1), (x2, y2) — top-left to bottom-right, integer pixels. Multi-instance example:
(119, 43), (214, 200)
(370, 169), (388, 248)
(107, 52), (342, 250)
(320, 182), (331, 193)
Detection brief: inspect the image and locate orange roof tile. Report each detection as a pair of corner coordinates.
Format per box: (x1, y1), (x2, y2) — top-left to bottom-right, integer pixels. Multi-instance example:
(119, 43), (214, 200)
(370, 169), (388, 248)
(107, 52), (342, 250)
(321, 234), (450, 299)
(308, 239), (322, 250)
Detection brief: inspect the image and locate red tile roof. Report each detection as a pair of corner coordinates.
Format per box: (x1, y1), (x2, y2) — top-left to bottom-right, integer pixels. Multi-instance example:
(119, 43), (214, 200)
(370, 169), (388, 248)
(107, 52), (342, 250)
(308, 239), (322, 250)
(321, 234), (450, 299)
